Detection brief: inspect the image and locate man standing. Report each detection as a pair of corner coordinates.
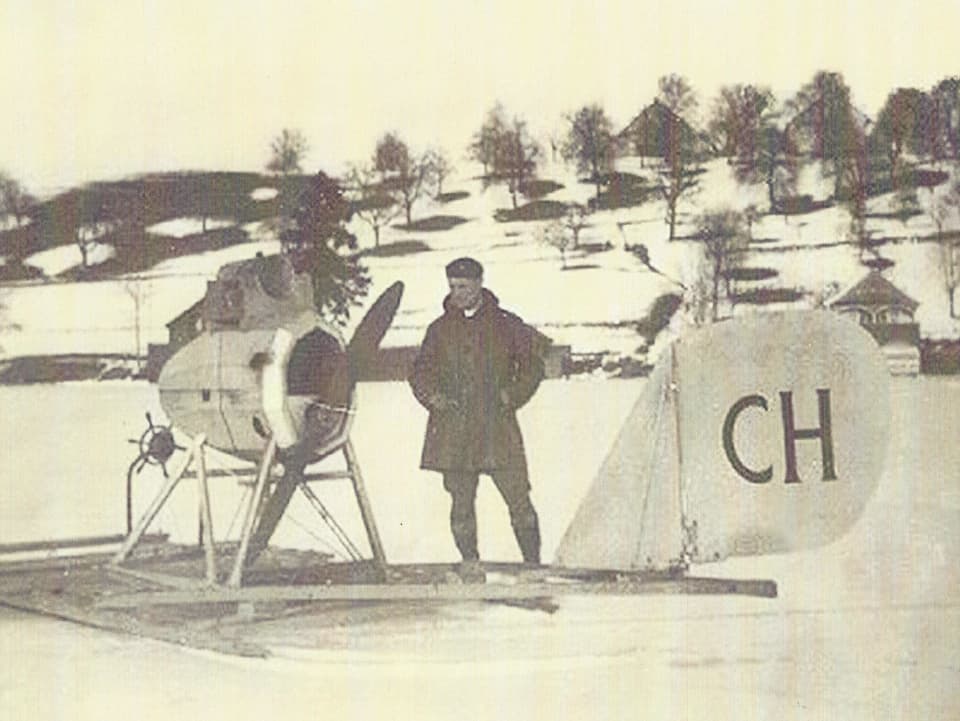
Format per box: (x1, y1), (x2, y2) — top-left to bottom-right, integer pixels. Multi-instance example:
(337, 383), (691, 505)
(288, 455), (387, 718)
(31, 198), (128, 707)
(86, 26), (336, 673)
(410, 257), (545, 581)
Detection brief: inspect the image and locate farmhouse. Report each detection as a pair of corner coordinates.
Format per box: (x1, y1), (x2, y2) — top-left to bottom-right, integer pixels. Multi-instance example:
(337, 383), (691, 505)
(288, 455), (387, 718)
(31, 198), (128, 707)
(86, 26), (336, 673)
(616, 100), (715, 160)
(829, 270), (921, 375)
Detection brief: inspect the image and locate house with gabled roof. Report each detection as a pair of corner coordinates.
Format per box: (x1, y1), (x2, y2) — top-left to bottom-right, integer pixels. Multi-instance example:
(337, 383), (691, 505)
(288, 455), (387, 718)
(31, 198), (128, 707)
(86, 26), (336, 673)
(616, 100), (716, 161)
(829, 270), (920, 375)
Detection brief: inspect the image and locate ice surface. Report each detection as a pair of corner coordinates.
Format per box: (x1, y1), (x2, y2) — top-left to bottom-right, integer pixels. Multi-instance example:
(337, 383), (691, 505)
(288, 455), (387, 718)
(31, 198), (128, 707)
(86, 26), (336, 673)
(0, 377), (957, 720)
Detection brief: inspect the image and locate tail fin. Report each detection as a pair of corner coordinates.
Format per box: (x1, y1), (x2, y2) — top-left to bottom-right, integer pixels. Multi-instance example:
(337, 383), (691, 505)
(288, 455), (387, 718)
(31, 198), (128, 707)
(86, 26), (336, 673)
(556, 311), (891, 570)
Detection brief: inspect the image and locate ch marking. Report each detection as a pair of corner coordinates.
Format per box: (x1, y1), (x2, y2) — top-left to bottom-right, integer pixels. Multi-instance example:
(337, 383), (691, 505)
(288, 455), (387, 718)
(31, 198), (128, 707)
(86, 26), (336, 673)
(722, 389), (837, 484)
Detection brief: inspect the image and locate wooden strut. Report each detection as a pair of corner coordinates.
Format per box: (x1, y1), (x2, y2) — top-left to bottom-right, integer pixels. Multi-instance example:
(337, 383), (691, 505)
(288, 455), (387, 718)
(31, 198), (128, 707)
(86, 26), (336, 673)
(113, 434), (207, 565)
(227, 437), (278, 588)
(239, 440), (387, 577)
(343, 440), (386, 566)
(114, 433), (388, 590)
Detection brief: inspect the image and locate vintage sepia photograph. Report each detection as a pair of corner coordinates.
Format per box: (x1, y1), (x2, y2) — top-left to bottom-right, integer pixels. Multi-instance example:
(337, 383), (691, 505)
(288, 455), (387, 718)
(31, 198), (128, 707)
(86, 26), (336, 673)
(0, 1), (957, 719)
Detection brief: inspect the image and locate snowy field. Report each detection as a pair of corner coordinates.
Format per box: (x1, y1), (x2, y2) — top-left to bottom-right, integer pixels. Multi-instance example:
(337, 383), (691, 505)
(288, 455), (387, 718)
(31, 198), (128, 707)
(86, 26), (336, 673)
(0, 376), (958, 720)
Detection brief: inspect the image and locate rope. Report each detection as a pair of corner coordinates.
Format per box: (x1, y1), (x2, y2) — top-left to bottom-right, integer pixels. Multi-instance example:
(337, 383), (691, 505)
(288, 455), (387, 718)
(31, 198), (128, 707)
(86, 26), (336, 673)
(282, 513), (343, 560)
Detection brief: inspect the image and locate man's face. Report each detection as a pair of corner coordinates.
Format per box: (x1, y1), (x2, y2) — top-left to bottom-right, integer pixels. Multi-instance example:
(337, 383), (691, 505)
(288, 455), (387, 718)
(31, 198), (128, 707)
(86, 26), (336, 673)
(448, 277), (482, 310)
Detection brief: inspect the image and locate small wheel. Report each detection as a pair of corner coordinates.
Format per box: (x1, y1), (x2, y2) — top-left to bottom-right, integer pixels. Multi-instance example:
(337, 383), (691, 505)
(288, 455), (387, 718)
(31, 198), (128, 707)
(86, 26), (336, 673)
(129, 412), (183, 477)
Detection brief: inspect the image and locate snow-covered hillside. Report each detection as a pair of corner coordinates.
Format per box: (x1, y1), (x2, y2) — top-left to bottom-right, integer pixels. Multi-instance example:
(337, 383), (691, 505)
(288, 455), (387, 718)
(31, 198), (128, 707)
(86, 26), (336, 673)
(1, 157), (958, 362)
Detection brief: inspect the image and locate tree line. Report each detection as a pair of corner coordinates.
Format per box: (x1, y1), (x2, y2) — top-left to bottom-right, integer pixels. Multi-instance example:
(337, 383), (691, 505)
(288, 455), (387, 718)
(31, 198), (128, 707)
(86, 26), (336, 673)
(2, 69), (958, 324)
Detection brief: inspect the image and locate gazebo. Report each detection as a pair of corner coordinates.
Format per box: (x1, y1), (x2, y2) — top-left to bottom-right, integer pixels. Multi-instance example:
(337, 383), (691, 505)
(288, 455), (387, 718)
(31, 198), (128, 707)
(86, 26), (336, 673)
(829, 271), (920, 375)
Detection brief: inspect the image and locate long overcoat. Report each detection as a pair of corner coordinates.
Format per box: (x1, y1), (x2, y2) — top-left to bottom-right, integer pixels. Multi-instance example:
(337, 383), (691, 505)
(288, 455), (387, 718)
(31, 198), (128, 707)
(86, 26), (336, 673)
(410, 289), (544, 472)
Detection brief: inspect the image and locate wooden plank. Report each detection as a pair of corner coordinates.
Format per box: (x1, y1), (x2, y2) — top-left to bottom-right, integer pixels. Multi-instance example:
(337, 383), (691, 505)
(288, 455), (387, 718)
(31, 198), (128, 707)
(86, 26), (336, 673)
(384, 561), (683, 583)
(0, 534), (170, 571)
(0, 533), (168, 555)
(0, 592), (268, 658)
(0, 534), (131, 554)
(106, 565), (211, 591)
(96, 576), (777, 609)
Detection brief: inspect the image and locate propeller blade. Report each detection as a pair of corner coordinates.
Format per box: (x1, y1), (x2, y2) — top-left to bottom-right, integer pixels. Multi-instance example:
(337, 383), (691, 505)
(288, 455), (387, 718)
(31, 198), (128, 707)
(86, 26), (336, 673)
(345, 281), (404, 381)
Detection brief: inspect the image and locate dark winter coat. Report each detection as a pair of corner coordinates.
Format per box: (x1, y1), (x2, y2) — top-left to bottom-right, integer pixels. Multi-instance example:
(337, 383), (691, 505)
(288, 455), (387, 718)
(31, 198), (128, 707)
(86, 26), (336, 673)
(410, 289), (545, 471)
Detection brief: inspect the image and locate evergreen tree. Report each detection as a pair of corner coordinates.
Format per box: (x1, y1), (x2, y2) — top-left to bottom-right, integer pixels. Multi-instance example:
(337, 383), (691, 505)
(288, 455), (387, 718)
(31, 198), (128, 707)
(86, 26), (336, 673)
(282, 171), (370, 323)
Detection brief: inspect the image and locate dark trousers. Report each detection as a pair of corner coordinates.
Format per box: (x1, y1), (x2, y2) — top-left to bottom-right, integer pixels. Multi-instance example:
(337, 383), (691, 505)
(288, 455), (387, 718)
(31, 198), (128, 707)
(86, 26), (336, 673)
(442, 469), (541, 564)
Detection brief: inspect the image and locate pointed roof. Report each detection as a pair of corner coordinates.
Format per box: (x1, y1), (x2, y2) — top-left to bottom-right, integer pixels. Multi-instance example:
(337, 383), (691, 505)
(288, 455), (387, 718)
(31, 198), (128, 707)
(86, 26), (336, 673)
(617, 100), (717, 157)
(830, 271), (919, 312)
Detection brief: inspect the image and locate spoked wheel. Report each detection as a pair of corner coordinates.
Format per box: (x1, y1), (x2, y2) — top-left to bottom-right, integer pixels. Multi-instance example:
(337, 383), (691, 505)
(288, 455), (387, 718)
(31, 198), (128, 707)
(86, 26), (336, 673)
(126, 412), (185, 532)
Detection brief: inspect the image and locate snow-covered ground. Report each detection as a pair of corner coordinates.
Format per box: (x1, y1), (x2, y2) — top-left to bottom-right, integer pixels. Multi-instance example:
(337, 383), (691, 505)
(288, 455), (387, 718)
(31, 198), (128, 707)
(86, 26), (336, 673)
(0, 377), (957, 720)
(0, 157), (958, 719)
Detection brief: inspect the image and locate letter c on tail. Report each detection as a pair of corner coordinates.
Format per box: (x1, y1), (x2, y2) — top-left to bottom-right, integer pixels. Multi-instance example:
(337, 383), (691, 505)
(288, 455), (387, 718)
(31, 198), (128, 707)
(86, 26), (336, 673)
(723, 394), (773, 484)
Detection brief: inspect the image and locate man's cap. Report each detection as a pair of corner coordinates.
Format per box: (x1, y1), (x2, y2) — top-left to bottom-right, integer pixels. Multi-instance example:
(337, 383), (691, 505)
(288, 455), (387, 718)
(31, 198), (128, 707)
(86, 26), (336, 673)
(445, 257), (483, 279)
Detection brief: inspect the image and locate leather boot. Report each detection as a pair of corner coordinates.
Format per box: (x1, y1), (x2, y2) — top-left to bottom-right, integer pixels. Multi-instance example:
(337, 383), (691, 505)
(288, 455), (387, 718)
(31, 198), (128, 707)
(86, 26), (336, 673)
(513, 516), (541, 565)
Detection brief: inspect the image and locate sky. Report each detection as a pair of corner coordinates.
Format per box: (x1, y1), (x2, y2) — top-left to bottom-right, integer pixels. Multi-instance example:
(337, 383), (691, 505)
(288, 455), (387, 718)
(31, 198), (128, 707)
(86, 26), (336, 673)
(0, 0), (957, 196)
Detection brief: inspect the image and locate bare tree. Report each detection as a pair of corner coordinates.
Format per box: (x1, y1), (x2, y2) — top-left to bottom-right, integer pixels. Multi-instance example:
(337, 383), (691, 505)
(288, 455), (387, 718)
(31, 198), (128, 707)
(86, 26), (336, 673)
(539, 220), (573, 269)
(562, 204), (590, 249)
(929, 76), (960, 162)
(426, 148), (454, 197)
(693, 209), (748, 321)
(267, 129), (309, 231)
(836, 124), (872, 256)
(710, 85), (799, 212)
(652, 77), (703, 239)
(496, 118), (541, 209)
(659, 158), (700, 240)
(786, 71), (863, 199)
(870, 87), (934, 178)
(658, 74), (698, 118)
(562, 104), (616, 202)
(374, 132), (410, 176)
(0, 172), (35, 227)
(930, 179), (960, 317)
(267, 129), (308, 176)
(371, 132), (434, 226)
(347, 164), (401, 247)
(707, 84), (772, 159)
(469, 104), (508, 177)
(60, 191), (111, 269)
(123, 279), (147, 373)
(743, 203), (762, 242)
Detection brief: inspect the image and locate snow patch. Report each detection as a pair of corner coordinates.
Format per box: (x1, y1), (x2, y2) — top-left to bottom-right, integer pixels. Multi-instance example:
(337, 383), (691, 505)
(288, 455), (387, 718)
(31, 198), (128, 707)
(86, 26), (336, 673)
(23, 243), (116, 277)
(0, 214), (30, 231)
(249, 187), (279, 201)
(146, 217), (234, 238)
